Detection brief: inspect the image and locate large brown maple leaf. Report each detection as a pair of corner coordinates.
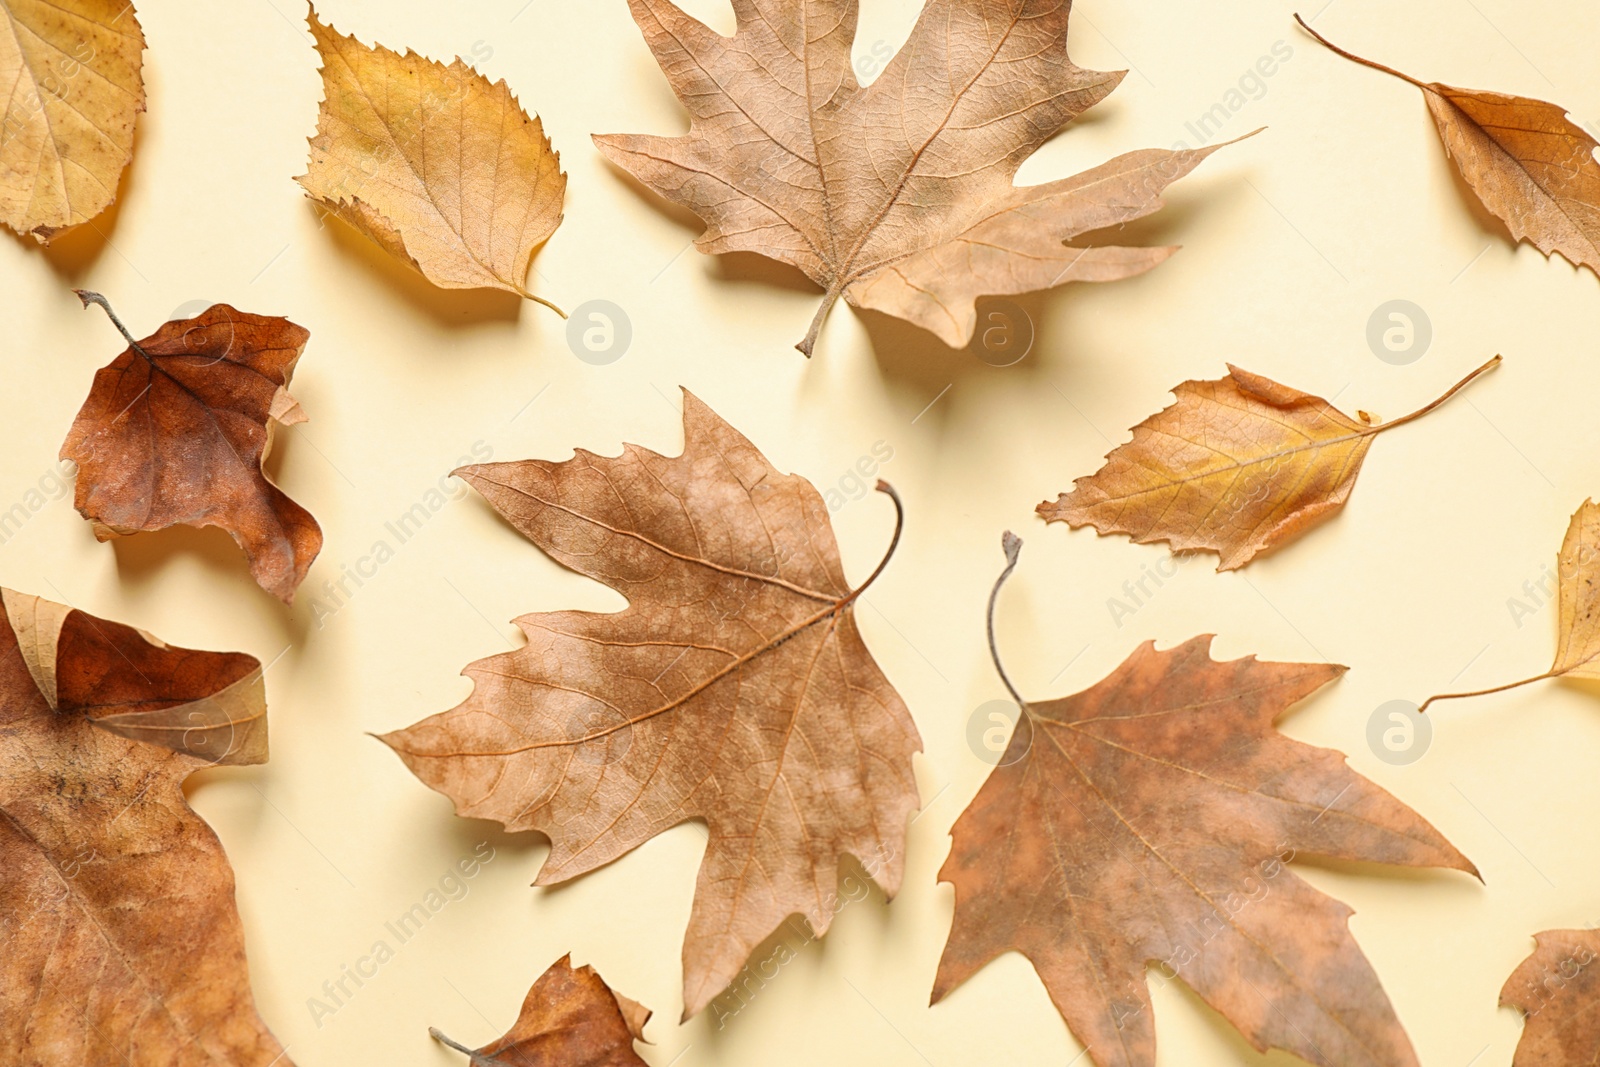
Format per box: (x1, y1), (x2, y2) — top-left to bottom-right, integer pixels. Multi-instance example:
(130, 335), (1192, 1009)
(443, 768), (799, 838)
(62, 292), (322, 604)
(380, 391), (921, 1018)
(933, 534), (1477, 1067)
(0, 589), (289, 1067)
(595, 0), (1239, 355)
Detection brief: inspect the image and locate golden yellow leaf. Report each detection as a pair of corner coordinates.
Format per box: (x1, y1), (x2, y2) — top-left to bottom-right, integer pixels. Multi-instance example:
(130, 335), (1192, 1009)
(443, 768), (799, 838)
(1038, 357), (1500, 570)
(0, 0), (144, 242)
(297, 7), (566, 313)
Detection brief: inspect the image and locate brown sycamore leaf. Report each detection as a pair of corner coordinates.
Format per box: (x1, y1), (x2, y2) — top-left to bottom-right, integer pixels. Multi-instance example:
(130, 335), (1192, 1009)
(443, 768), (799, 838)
(298, 7), (566, 314)
(0, 588), (289, 1066)
(380, 391), (921, 1018)
(1038, 355), (1499, 570)
(1501, 928), (1600, 1066)
(595, 0), (1243, 356)
(0, 0), (144, 241)
(1423, 498), (1600, 710)
(1297, 15), (1600, 275)
(61, 291), (322, 604)
(430, 954), (649, 1066)
(932, 534), (1477, 1067)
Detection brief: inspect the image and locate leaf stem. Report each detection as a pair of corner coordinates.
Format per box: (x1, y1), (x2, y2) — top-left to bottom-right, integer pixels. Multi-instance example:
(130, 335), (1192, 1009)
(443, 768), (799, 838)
(841, 481), (904, 606)
(1420, 670), (1555, 713)
(1370, 355), (1501, 434)
(74, 289), (154, 364)
(516, 286), (568, 318)
(797, 284), (844, 357)
(428, 1027), (476, 1056)
(1293, 13), (1427, 88)
(986, 531), (1027, 709)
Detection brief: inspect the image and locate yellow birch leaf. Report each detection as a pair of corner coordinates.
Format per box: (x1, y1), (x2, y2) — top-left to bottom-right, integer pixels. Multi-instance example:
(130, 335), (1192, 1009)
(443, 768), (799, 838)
(297, 7), (566, 314)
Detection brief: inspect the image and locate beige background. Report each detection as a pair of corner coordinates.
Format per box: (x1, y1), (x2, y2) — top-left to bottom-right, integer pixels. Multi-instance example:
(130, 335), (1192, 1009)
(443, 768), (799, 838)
(5, 0), (1600, 1063)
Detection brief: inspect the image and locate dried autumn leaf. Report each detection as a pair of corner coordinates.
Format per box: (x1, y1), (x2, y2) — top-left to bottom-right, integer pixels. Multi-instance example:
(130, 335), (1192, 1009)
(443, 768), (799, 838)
(1297, 15), (1600, 274)
(1423, 498), (1600, 710)
(61, 291), (322, 604)
(596, 0), (1241, 356)
(380, 391), (921, 1018)
(1500, 928), (1600, 1066)
(1038, 356), (1499, 570)
(298, 7), (566, 313)
(933, 534), (1477, 1067)
(430, 954), (649, 1066)
(0, 0), (144, 241)
(0, 588), (290, 1066)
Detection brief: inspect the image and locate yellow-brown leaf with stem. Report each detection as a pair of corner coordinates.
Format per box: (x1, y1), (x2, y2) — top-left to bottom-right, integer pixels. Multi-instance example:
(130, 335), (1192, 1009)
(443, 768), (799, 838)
(1039, 356), (1500, 571)
(1296, 14), (1600, 276)
(297, 8), (566, 314)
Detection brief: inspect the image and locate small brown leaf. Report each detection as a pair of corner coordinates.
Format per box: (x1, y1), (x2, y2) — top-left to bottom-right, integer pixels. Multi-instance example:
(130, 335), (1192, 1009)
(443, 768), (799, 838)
(298, 7), (567, 314)
(1500, 928), (1600, 1066)
(596, 0), (1242, 355)
(1038, 356), (1499, 570)
(430, 954), (649, 1066)
(1423, 498), (1600, 710)
(380, 391), (921, 1018)
(932, 535), (1477, 1067)
(0, 588), (288, 1066)
(0, 0), (144, 241)
(61, 291), (322, 604)
(1297, 14), (1600, 275)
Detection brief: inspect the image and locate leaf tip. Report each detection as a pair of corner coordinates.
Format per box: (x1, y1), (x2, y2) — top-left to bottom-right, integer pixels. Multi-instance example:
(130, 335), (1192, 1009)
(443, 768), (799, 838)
(368, 730), (406, 755)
